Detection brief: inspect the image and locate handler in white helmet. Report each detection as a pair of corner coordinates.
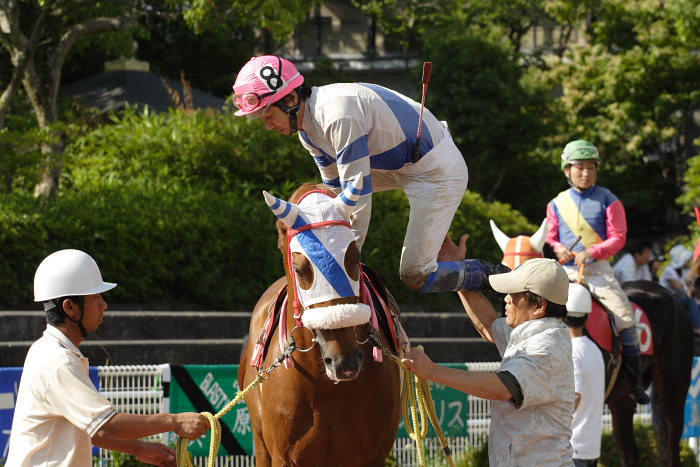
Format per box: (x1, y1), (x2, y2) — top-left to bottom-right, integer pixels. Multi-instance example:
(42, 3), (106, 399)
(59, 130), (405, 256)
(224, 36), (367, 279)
(6, 249), (209, 467)
(565, 283), (605, 467)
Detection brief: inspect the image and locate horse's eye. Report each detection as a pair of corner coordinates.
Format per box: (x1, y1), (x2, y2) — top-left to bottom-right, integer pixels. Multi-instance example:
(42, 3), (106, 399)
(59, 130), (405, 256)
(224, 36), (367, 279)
(345, 241), (361, 281)
(292, 252), (314, 290)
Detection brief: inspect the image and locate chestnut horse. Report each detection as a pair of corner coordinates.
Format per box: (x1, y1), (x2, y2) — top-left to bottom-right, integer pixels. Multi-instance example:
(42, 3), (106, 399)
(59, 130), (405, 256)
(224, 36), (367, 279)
(238, 180), (402, 467)
(491, 220), (694, 467)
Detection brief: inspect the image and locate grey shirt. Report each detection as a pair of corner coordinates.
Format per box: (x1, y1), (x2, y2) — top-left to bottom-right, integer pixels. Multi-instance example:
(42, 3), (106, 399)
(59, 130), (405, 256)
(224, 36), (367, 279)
(488, 317), (575, 467)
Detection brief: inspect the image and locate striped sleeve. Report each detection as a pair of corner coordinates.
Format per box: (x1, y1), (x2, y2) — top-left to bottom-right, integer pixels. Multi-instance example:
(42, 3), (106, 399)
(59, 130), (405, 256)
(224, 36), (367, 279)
(325, 117), (374, 249)
(299, 132), (340, 188)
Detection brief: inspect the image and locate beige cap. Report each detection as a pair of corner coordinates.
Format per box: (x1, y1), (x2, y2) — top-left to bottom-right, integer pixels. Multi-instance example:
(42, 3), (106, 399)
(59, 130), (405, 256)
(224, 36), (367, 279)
(488, 258), (569, 305)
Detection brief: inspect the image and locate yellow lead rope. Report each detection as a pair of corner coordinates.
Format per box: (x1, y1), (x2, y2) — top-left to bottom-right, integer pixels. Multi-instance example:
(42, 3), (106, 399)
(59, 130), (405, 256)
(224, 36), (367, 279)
(176, 344), (454, 467)
(388, 346), (455, 467)
(175, 374), (265, 467)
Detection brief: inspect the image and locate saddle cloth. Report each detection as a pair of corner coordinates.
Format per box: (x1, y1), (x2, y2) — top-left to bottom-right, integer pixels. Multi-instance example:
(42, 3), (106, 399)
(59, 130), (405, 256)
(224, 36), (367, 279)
(585, 299), (654, 356)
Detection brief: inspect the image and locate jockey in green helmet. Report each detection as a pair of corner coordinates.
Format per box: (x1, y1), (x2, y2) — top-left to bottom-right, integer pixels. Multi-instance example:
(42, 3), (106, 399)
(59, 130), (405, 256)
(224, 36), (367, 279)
(560, 139), (600, 171)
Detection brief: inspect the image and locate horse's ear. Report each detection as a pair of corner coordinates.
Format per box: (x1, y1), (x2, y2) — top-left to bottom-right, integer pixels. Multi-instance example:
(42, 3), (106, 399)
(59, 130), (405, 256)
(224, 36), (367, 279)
(489, 220), (511, 253)
(263, 191), (299, 229)
(333, 174), (364, 219)
(529, 218), (548, 253)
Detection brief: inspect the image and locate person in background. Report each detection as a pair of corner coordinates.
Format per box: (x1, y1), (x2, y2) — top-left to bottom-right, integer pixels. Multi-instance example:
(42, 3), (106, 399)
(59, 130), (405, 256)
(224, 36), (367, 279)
(7, 249), (209, 467)
(648, 251), (664, 282)
(565, 283), (605, 467)
(546, 139), (648, 404)
(659, 244), (700, 335)
(402, 235), (574, 467)
(613, 238), (654, 283)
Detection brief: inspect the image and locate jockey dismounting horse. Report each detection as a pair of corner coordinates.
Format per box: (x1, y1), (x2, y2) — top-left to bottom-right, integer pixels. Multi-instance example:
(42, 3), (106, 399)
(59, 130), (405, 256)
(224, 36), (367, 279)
(238, 179), (402, 467)
(491, 220), (694, 467)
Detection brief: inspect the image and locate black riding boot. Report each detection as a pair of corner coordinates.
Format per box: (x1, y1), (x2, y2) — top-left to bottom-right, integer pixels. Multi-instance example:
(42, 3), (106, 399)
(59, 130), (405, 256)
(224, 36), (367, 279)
(622, 355), (650, 404)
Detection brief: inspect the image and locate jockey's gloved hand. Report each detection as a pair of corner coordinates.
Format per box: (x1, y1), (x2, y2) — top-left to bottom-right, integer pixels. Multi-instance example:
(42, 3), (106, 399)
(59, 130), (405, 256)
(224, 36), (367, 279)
(478, 260), (512, 292)
(420, 260), (510, 293)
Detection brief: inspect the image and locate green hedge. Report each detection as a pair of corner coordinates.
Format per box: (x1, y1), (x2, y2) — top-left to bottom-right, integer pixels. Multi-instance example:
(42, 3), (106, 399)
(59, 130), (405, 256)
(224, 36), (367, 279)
(0, 108), (537, 310)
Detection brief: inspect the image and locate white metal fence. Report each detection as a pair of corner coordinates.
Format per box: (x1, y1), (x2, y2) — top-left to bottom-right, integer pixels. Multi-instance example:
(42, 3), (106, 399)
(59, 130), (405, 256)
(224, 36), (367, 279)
(94, 363), (696, 466)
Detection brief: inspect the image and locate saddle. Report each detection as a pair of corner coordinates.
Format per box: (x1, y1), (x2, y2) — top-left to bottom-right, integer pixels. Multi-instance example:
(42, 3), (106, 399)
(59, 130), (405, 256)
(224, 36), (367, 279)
(250, 264), (404, 369)
(584, 297), (654, 398)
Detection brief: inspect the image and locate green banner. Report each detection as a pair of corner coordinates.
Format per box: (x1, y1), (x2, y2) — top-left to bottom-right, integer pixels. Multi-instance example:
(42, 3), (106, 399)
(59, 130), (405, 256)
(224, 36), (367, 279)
(397, 363), (471, 438)
(169, 363), (478, 456)
(169, 364), (253, 456)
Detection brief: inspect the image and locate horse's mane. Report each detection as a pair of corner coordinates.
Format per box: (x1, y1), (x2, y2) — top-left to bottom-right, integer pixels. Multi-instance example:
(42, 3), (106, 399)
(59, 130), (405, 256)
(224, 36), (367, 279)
(288, 182), (334, 204)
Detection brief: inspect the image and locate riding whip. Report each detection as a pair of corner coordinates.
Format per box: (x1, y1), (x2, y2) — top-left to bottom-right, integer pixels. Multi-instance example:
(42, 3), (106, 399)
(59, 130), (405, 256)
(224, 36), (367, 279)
(413, 62), (432, 163)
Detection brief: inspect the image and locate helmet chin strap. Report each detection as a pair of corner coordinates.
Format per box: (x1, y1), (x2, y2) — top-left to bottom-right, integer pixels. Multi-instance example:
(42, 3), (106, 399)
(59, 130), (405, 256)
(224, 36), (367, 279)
(274, 99), (301, 134)
(67, 311), (88, 337)
(54, 298), (88, 337)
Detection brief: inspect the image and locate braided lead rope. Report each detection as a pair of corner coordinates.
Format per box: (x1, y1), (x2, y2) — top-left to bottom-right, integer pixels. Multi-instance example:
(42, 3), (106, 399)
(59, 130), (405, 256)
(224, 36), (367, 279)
(371, 336), (454, 467)
(175, 343), (298, 466)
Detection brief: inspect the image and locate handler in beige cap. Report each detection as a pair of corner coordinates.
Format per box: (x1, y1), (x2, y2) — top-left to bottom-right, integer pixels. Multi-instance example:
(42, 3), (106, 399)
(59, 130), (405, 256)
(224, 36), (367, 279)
(403, 240), (574, 467)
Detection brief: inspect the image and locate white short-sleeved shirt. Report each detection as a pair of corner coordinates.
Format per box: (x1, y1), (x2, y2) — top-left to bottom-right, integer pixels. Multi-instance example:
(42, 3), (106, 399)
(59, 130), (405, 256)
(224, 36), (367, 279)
(659, 265), (689, 294)
(489, 317), (575, 467)
(571, 335), (605, 460)
(6, 325), (116, 466)
(613, 253), (652, 283)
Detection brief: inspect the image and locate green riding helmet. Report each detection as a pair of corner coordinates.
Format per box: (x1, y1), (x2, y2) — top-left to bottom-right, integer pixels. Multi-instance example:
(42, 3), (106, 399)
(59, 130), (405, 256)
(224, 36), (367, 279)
(560, 139), (600, 171)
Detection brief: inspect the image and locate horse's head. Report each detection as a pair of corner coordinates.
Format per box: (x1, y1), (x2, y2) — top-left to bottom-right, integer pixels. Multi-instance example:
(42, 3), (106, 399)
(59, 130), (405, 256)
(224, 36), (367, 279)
(490, 218), (548, 269)
(263, 177), (370, 382)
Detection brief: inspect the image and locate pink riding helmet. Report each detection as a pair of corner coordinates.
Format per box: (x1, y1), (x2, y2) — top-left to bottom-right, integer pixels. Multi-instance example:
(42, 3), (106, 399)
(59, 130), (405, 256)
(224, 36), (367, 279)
(232, 56), (304, 116)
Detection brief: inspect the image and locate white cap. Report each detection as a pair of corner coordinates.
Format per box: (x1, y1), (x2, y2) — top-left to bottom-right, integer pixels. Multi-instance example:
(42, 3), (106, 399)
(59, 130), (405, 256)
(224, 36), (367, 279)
(34, 249), (117, 302)
(669, 244), (693, 269)
(488, 258), (569, 305)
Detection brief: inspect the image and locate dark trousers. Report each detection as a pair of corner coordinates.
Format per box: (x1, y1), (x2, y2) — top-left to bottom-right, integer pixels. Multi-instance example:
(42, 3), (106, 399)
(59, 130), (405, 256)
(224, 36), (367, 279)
(573, 458), (598, 467)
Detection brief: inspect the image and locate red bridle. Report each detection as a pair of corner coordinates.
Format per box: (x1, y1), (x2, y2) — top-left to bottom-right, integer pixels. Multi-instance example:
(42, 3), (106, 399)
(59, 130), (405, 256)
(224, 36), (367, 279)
(285, 189), (354, 326)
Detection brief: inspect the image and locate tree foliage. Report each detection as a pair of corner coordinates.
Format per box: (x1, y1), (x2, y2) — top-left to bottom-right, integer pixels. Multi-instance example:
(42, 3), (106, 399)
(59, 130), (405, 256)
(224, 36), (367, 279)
(422, 26), (553, 202)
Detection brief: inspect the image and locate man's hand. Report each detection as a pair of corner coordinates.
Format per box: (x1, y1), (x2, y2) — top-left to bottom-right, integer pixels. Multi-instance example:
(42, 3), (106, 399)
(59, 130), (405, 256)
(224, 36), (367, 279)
(173, 413), (210, 439)
(134, 441), (177, 467)
(437, 234), (469, 262)
(554, 244), (575, 264)
(401, 348), (436, 380)
(574, 249), (594, 265)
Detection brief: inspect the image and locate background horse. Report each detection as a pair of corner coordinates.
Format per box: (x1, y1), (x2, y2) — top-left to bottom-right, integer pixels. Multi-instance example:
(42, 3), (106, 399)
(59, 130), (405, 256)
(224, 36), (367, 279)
(238, 181), (402, 467)
(491, 220), (694, 467)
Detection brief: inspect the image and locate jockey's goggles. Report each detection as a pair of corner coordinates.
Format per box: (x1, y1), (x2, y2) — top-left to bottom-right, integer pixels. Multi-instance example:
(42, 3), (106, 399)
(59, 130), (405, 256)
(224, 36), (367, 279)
(233, 91), (276, 114)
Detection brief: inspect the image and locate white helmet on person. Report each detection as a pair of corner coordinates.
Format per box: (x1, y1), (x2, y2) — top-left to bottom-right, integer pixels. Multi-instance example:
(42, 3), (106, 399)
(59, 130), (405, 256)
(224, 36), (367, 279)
(566, 282), (592, 317)
(34, 249), (117, 303)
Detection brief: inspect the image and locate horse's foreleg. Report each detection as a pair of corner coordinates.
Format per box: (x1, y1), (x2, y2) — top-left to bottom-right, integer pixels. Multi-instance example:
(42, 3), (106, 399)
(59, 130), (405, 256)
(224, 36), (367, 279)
(609, 396), (640, 467)
(252, 429), (272, 467)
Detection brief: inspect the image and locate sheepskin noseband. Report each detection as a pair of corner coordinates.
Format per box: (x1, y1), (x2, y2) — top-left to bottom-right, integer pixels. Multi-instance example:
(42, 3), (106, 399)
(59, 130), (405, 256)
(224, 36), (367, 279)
(301, 302), (371, 330)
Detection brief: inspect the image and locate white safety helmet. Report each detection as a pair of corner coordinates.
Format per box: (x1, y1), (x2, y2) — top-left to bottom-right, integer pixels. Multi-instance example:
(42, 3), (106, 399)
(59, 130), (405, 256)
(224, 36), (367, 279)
(34, 249), (117, 303)
(566, 283), (592, 317)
